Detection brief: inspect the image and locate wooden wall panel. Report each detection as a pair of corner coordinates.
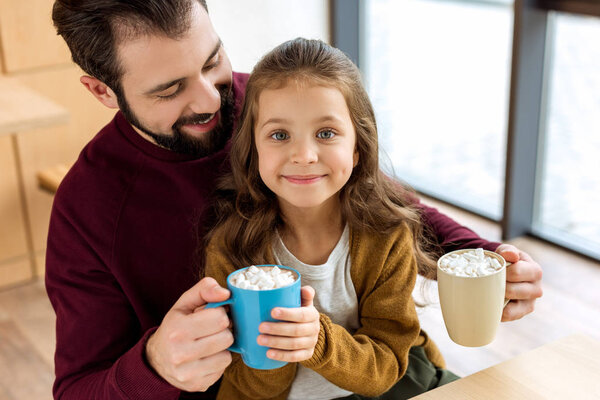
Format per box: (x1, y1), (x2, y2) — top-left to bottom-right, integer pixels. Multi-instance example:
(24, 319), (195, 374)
(0, 2), (115, 288)
(0, 0), (71, 72)
(14, 65), (116, 253)
(0, 136), (28, 262)
(0, 39), (5, 73)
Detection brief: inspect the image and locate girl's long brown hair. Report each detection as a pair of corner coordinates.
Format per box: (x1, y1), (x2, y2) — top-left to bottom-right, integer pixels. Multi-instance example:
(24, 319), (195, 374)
(208, 38), (439, 280)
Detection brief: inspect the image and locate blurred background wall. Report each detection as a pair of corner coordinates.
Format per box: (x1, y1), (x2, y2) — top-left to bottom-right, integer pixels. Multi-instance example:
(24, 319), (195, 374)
(0, 0), (329, 289)
(0, 0), (114, 288)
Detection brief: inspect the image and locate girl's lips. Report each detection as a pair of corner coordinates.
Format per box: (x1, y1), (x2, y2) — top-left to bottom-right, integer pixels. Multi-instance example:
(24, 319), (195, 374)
(183, 111), (219, 134)
(283, 175), (325, 184)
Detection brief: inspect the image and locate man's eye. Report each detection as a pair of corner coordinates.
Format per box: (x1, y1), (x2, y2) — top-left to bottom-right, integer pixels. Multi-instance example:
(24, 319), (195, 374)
(317, 129), (335, 139)
(271, 131), (288, 141)
(204, 55), (221, 71)
(156, 84), (182, 100)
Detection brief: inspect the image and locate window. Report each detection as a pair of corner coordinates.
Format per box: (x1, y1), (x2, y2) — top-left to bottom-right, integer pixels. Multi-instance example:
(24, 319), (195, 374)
(364, 0), (513, 219)
(533, 12), (600, 258)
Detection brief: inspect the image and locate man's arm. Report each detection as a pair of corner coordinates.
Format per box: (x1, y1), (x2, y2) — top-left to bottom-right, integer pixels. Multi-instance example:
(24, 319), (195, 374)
(46, 201), (180, 399)
(418, 201), (500, 252)
(46, 196), (232, 399)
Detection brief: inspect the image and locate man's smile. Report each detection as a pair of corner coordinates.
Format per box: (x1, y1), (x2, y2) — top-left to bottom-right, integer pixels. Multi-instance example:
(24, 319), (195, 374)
(182, 111), (219, 134)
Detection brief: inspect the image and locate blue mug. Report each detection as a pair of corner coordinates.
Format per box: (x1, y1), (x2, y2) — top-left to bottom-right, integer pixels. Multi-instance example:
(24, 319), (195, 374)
(205, 265), (301, 370)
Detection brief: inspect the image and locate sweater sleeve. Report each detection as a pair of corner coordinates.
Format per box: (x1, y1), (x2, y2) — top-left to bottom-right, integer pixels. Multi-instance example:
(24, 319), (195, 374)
(204, 238), (296, 400)
(45, 196), (179, 400)
(300, 227), (421, 397)
(417, 200), (501, 253)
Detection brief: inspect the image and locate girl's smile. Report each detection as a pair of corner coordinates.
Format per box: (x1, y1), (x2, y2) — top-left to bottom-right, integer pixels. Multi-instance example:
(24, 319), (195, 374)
(282, 174), (326, 184)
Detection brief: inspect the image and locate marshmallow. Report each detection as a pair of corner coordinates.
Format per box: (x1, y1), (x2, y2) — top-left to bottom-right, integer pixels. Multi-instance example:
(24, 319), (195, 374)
(231, 266), (296, 290)
(439, 249), (504, 277)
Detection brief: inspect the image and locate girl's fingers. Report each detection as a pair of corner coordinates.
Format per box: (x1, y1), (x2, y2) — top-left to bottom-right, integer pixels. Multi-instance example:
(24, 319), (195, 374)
(257, 334), (315, 350)
(301, 286), (315, 307)
(259, 321), (318, 337)
(271, 305), (319, 322)
(266, 348), (315, 363)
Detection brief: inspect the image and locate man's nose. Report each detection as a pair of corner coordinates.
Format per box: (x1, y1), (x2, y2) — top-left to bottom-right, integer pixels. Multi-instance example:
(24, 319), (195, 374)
(187, 76), (221, 114)
(290, 139), (318, 165)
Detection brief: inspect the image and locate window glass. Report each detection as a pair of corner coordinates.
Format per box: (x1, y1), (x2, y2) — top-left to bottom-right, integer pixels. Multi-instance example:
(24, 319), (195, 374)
(364, 0), (513, 218)
(534, 12), (600, 257)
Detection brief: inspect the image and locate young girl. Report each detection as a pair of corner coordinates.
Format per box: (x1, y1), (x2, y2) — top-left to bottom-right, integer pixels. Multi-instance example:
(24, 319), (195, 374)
(205, 38), (454, 400)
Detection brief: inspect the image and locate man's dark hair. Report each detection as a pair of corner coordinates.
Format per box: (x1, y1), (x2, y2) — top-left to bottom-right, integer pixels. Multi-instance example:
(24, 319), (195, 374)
(52, 0), (208, 96)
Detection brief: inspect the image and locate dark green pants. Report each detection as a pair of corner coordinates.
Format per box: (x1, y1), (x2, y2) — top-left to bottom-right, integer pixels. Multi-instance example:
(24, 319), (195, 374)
(336, 346), (460, 400)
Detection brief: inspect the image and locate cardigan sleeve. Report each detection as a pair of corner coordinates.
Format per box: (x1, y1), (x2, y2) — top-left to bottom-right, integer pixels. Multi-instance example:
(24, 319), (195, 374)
(204, 238), (296, 400)
(300, 226), (421, 397)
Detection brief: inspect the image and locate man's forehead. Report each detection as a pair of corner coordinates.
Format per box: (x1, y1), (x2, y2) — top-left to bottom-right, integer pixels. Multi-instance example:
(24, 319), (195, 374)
(115, 5), (221, 91)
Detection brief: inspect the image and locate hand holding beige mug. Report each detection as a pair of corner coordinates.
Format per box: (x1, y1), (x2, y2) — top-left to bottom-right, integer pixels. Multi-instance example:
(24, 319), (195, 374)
(437, 249), (509, 347)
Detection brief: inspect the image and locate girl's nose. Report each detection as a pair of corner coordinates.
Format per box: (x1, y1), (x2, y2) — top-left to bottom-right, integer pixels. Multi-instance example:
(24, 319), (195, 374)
(290, 140), (318, 165)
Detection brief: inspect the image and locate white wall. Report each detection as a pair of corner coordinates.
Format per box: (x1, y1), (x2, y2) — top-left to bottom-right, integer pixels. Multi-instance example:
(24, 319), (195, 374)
(206, 0), (330, 73)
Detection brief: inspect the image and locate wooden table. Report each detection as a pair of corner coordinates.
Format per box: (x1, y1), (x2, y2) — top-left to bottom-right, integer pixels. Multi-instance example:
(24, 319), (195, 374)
(412, 334), (600, 399)
(0, 77), (69, 273)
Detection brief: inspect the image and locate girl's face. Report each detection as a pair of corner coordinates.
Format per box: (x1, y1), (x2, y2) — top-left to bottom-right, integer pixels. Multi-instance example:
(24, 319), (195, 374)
(254, 82), (359, 212)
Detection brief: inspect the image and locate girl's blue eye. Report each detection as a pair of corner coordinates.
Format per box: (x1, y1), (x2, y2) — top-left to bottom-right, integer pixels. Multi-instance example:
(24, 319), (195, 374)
(317, 129), (335, 139)
(271, 131), (288, 140)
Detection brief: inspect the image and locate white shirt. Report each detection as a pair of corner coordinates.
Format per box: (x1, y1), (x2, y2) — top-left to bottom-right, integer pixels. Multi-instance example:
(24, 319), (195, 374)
(273, 224), (360, 400)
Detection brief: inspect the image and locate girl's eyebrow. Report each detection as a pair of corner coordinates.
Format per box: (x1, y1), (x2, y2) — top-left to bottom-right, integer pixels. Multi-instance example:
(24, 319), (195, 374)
(312, 115), (344, 124)
(259, 115), (344, 129)
(259, 118), (289, 129)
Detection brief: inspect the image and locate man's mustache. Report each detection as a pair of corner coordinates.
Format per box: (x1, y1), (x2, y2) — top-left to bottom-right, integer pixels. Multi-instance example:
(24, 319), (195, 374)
(174, 113), (215, 127)
(172, 85), (232, 128)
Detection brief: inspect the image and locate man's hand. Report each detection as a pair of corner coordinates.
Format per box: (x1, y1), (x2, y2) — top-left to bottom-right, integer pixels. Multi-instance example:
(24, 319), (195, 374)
(495, 244), (543, 322)
(257, 286), (321, 362)
(146, 277), (234, 392)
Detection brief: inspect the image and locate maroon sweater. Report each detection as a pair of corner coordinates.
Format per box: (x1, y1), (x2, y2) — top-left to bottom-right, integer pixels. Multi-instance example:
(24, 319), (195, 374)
(45, 72), (499, 400)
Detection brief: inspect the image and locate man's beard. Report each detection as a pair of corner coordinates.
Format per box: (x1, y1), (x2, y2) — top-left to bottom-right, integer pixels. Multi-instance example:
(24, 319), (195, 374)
(117, 85), (236, 157)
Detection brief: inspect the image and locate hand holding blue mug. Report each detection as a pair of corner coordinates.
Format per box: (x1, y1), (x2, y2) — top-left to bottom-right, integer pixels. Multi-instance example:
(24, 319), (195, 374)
(257, 285), (320, 364)
(205, 265), (306, 369)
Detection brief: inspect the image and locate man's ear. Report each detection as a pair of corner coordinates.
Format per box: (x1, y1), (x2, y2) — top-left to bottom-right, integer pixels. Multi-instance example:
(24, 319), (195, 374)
(80, 75), (119, 109)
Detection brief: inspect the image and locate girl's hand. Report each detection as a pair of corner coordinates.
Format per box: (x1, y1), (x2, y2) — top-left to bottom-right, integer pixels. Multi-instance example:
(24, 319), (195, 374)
(257, 286), (320, 362)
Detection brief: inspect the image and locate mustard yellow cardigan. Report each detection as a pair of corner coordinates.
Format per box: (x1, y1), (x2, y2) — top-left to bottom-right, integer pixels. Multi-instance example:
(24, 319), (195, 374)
(205, 224), (445, 400)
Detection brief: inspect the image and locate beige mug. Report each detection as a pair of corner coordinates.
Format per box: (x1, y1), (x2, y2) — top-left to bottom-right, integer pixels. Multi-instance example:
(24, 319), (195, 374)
(437, 249), (508, 347)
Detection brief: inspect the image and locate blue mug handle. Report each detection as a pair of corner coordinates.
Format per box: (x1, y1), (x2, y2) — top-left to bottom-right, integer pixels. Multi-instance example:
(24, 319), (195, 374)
(204, 298), (241, 354)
